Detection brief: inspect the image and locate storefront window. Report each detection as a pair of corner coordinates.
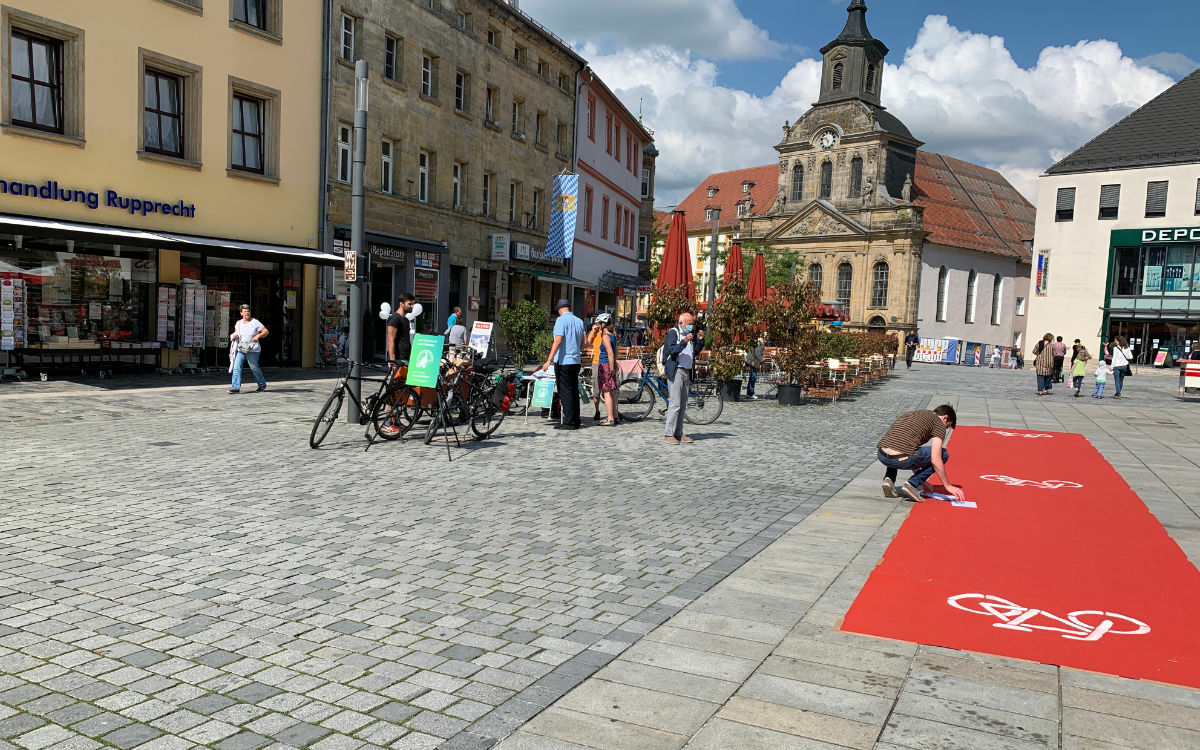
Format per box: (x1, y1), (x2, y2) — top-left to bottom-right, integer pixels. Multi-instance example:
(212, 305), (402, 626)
(1112, 247), (1143, 296)
(1163, 246), (1194, 295)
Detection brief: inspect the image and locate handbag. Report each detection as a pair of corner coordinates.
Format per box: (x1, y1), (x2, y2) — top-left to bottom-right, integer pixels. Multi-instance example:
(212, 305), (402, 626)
(1121, 364), (1133, 377)
(237, 342), (254, 354)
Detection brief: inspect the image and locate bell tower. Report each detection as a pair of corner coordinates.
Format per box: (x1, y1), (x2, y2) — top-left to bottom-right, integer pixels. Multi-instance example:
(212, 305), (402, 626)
(817, 0), (887, 107)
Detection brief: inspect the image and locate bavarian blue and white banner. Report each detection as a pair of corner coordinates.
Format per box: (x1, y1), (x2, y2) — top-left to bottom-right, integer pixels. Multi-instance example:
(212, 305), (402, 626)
(544, 174), (578, 259)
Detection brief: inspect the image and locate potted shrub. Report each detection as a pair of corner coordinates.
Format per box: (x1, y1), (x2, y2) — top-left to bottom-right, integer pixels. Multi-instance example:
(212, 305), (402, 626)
(756, 278), (820, 405)
(498, 299), (550, 367)
(707, 345), (745, 401)
(706, 276), (756, 400)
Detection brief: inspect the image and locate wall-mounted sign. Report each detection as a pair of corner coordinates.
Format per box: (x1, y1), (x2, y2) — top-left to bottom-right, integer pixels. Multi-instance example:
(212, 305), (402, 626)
(514, 242), (531, 260)
(1035, 249), (1050, 297)
(414, 269), (438, 300)
(369, 243), (406, 263)
(490, 234), (510, 261)
(1141, 227), (1200, 244)
(0, 178), (196, 218)
(414, 250), (441, 269)
(343, 248), (357, 282)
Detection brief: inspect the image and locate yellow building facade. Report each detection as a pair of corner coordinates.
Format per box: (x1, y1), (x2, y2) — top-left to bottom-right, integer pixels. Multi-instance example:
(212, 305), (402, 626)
(0, 0), (333, 376)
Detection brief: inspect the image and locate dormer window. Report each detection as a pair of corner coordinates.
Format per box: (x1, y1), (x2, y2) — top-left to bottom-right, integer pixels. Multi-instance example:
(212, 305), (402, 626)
(742, 181), (753, 194)
(705, 208), (715, 221)
(737, 202), (747, 218)
(707, 186), (718, 199)
(832, 62), (843, 90)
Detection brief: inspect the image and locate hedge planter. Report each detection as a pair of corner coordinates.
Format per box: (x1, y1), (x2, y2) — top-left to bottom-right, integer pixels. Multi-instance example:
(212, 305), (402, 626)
(777, 384), (803, 405)
(720, 379), (741, 402)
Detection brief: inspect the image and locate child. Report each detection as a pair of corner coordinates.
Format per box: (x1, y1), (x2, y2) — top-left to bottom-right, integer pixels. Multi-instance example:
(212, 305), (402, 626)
(1071, 346), (1090, 396)
(1092, 360), (1109, 398)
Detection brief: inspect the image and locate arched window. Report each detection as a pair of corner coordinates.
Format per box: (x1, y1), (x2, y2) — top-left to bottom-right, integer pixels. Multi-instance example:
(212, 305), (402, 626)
(849, 157), (863, 198)
(808, 262), (823, 292)
(991, 274), (1003, 325)
(836, 262), (853, 311)
(820, 160), (833, 199)
(936, 266), (948, 321)
(868, 315), (886, 329)
(965, 269), (978, 323)
(832, 62), (843, 90)
(791, 164), (804, 201)
(865, 64), (876, 92)
(870, 261), (888, 307)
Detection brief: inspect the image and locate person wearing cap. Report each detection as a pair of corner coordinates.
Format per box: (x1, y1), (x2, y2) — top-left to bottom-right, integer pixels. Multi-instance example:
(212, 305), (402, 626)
(586, 313), (608, 421)
(541, 299), (586, 430)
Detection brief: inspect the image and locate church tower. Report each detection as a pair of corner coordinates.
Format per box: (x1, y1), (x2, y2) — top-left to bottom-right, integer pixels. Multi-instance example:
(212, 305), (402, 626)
(817, 0), (887, 108)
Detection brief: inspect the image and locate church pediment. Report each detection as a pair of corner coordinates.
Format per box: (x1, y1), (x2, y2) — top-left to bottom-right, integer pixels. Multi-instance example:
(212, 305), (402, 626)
(765, 200), (868, 241)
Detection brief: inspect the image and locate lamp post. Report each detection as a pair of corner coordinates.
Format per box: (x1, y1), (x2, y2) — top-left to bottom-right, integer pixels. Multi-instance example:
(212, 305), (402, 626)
(706, 208), (720, 307)
(347, 59), (368, 422)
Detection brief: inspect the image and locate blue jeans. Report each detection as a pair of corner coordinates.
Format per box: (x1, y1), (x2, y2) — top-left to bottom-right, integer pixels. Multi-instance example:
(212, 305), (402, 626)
(1092, 381), (1105, 397)
(232, 350), (265, 391)
(1112, 366), (1125, 396)
(746, 366), (758, 396)
(1037, 374), (1052, 392)
(878, 446), (950, 488)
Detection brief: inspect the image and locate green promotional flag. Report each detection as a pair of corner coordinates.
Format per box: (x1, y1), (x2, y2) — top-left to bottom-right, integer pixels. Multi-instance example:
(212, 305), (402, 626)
(531, 378), (555, 409)
(405, 334), (442, 387)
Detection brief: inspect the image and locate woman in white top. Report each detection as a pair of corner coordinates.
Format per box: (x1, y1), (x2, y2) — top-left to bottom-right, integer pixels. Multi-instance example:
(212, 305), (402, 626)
(229, 304), (269, 393)
(1106, 335), (1134, 399)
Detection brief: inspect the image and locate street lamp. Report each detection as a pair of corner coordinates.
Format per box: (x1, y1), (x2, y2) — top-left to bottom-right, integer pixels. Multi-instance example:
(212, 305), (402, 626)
(706, 208), (720, 307)
(347, 59), (368, 422)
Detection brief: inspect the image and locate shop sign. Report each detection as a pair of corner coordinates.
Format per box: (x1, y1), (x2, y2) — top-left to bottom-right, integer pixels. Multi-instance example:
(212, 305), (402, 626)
(0, 178), (196, 218)
(414, 250), (441, 269)
(637, 284), (654, 293)
(1142, 227), (1200, 244)
(414, 269), (438, 300)
(343, 248), (357, 282)
(490, 234), (510, 261)
(528, 244), (564, 266)
(369, 243), (406, 263)
(405, 334), (443, 388)
(1035, 249), (1049, 297)
(514, 242), (531, 260)
(469, 321), (494, 356)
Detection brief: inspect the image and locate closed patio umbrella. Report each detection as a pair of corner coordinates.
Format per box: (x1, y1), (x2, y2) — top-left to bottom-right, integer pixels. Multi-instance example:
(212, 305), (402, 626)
(723, 243), (745, 290)
(747, 252), (768, 301)
(656, 210), (694, 298)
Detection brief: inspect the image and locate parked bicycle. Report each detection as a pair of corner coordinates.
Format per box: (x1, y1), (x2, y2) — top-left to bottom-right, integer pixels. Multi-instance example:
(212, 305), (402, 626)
(616, 356), (724, 424)
(309, 358), (406, 449)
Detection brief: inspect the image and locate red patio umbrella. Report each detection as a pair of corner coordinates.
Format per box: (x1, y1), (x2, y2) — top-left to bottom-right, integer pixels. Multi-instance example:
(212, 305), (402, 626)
(723, 243), (745, 289)
(656, 211), (694, 299)
(747, 253), (768, 301)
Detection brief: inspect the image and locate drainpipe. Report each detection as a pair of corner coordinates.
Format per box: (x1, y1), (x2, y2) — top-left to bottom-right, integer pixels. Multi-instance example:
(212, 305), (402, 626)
(317, 2), (332, 264)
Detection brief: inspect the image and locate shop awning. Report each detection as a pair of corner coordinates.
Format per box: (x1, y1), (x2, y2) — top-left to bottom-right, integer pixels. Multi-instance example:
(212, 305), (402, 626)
(0, 213), (343, 265)
(510, 266), (588, 284)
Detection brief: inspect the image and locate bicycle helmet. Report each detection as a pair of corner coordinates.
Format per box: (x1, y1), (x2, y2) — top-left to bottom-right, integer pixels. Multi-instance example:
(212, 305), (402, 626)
(595, 312), (613, 324)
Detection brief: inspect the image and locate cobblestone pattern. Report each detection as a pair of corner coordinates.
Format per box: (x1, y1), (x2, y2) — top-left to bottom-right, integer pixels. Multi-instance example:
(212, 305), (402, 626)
(0, 365), (1169, 749)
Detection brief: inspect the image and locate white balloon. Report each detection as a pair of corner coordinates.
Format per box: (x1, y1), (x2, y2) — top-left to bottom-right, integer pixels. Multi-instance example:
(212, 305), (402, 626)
(378, 302), (392, 320)
(407, 302), (423, 320)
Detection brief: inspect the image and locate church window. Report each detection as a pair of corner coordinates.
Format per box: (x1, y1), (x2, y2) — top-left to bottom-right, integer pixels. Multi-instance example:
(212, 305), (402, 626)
(836, 263), (852, 311)
(849, 157), (863, 198)
(791, 164), (804, 201)
(820, 161), (832, 199)
(808, 262), (822, 292)
(965, 269), (978, 323)
(832, 62), (843, 90)
(865, 64), (876, 92)
(991, 274), (1003, 324)
(936, 266), (948, 321)
(870, 261), (888, 307)
(868, 316), (886, 329)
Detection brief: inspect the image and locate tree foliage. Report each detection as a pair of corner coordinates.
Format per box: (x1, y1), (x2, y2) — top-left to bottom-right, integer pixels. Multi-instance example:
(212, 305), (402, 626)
(498, 299), (550, 365)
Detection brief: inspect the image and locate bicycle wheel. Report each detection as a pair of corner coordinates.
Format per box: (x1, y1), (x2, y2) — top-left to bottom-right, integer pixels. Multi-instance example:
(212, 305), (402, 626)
(684, 380), (724, 425)
(616, 377), (655, 421)
(371, 385), (422, 439)
(310, 387), (344, 449)
(469, 394), (505, 439)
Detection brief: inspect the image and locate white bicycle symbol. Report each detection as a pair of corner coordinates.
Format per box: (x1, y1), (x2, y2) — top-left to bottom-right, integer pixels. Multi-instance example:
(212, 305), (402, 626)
(947, 594), (1150, 642)
(980, 474), (1082, 489)
(983, 431), (1054, 438)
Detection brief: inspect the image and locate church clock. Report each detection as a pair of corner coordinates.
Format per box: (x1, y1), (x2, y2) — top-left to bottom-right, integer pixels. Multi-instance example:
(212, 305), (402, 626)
(818, 130), (838, 150)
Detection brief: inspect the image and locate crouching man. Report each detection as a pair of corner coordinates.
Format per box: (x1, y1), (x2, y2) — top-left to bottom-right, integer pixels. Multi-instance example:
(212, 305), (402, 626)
(877, 404), (966, 503)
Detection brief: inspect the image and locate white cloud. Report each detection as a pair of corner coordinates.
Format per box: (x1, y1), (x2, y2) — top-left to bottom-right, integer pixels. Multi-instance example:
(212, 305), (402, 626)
(516, 0), (787, 60)
(1138, 52), (1200, 78)
(579, 15), (1175, 207)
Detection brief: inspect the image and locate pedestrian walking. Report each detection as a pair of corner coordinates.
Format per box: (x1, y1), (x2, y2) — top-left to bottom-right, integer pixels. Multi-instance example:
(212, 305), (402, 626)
(1071, 346), (1091, 396)
(446, 317), (468, 347)
(446, 306), (461, 333)
(1052, 336), (1067, 383)
(662, 312), (704, 445)
(229, 304), (268, 394)
(586, 315), (607, 421)
(877, 404), (966, 504)
(596, 318), (619, 426)
(904, 330), (919, 370)
(990, 347), (1001, 368)
(1106, 335), (1134, 399)
(540, 299), (586, 430)
(745, 333), (766, 400)
(1033, 333), (1055, 395)
(1092, 360), (1109, 398)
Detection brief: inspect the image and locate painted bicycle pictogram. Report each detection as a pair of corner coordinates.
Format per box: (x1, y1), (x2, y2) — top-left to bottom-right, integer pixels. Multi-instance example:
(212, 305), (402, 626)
(979, 474), (1082, 489)
(982, 430), (1054, 438)
(947, 594), (1150, 642)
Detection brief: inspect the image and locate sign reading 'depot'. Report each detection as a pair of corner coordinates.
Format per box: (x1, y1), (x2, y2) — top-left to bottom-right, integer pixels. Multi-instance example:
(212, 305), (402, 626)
(0, 178), (196, 218)
(1141, 227), (1200, 244)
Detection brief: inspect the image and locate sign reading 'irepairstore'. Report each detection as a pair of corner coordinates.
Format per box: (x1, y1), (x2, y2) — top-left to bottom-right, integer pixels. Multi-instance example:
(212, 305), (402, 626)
(0, 177), (196, 219)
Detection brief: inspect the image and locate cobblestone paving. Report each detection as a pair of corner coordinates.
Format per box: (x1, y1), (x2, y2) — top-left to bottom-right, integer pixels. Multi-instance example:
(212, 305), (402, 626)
(0, 364), (1188, 749)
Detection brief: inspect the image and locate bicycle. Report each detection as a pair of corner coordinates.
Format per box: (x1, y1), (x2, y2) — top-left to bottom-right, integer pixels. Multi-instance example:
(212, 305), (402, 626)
(616, 356), (724, 425)
(309, 359), (406, 449)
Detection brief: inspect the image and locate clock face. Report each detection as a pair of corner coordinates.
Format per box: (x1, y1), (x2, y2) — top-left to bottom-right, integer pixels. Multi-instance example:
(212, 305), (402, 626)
(819, 131), (837, 150)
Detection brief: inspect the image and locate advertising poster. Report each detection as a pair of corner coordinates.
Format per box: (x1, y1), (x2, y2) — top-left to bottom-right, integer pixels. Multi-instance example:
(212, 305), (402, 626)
(469, 321), (494, 356)
(531, 378), (555, 409)
(405, 333), (443, 387)
(1035, 249), (1050, 296)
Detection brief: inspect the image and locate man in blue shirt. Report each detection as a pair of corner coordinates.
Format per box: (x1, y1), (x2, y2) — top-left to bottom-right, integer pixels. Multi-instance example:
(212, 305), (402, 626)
(541, 298), (586, 429)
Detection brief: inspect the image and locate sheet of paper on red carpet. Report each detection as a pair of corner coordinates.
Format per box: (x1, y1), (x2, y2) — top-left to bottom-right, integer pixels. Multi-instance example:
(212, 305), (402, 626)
(842, 426), (1200, 690)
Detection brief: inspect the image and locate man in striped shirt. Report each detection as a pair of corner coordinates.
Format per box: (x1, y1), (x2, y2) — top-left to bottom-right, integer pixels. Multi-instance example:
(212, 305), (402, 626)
(877, 405), (966, 504)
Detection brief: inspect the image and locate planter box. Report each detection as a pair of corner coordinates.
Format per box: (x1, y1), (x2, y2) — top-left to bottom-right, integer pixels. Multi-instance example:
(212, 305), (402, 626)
(778, 384), (803, 406)
(720, 379), (741, 402)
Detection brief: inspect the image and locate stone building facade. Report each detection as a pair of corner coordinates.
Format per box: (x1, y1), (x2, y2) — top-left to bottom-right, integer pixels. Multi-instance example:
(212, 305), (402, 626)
(325, 0), (583, 343)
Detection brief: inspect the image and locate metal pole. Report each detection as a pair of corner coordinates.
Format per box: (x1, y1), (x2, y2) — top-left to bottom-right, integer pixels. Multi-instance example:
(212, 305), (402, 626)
(707, 208), (720, 307)
(347, 59), (368, 422)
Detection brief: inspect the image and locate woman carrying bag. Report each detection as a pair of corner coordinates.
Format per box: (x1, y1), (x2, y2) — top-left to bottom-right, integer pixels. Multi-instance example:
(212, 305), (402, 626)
(1106, 335), (1134, 399)
(1033, 332), (1055, 395)
(229, 304), (268, 394)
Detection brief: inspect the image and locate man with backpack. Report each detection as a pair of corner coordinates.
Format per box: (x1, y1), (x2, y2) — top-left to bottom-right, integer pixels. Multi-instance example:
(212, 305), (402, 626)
(661, 312), (704, 445)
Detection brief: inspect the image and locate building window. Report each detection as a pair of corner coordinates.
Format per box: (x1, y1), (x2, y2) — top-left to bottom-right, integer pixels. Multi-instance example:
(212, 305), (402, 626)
(615, 207), (622, 244)
(508, 181), (519, 223)
(627, 136), (635, 172)
(536, 59), (548, 78)
(1098, 184), (1120, 220)
(614, 122), (621, 161)
(849, 156), (863, 198)
(336, 124), (351, 182)
(870, 261), (888, 307)
(534, 111), (544, 144)
(231, 93), (264, 173)
(530, 188), (542, 228)
(486, 27), (499, 48)
(339, 13), (355, 61)
(605, 113), (612, 154)
(454, 70), (468, 111)
(707, 187), (717, 199)
(417, 150), (429, 203)
(452, 162), (462, 208)
(420, 55), (437, 98)
(584, 186), (594, 232)
(482, 172), (492, 215)
(1195, 179), (1200, 215)
(1146, 180), (1168, 218)
(808, 263), (822, 293)
(484, 86), (495, 122)
(638, 236), (648, 261)
(143, 69), (184, 158)
(557, 121), (568, 153)
(511, 99), (523, 134)
(601, 196), (610, 238)
(836, 263), (852, 311)
(832, 62), (843, 90)
(936, 266), (948, 321)
(965, 269), (977, 323)
(990, 274), (1002, 324)
(865, 63), (876, 92)
(233, 0), (266, 31)
(736, 202), (747, 218)
(380, 139), (393, 193)
(1016, 296), (1026, 315)
(9, 29), (64, 133)
(513, 44), (525, 64)
(868, 315), (886, 329)
(705, 208), (715, 222)
(384, 35), (400, 82)
(641, 169), (651, 198)
(559, 73), (569, 90)
(820, 161), (832, 199)
(791, 164), (804, 201)
(1055, 187), (1075, 221)
(587, 96), (595, 141)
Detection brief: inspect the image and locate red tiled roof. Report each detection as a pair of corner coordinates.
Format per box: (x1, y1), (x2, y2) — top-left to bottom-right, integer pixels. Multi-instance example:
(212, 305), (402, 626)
(912, 151), (1034, 262)
(675, 164), (779, 232)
